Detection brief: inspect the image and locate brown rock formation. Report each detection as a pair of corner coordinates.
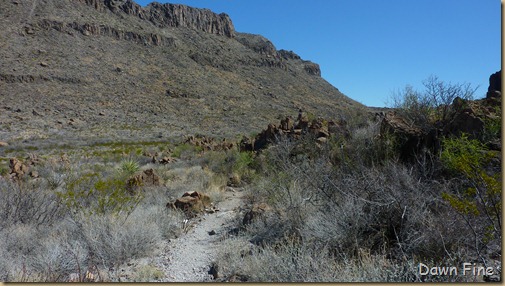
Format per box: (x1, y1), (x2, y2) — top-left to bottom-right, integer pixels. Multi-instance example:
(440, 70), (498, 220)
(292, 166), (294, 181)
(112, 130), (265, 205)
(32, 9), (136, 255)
(239, 115), (349, 152)
(127, 168), (161, 188)
(168, 191), (212, 215)
(80, 0), (235, 37)
(487, 70), (501, 99)
(9, 158), (29, 180)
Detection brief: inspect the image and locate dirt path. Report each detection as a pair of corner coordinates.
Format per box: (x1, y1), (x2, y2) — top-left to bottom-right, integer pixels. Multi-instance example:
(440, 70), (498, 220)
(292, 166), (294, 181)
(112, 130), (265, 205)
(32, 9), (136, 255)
(156, 188), (246, 282)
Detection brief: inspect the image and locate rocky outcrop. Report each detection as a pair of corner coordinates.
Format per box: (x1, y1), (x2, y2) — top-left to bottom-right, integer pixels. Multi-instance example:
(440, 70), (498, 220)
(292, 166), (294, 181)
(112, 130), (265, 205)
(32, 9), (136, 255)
(236, 33), (277, 56)
(0, 73), (83, 84)
(79, 0), (235, 37)
(278, 49), (301, 60)
(184, 135), (234, 151)
(32, 19), (176, 47)
(146, 3), (234, 37)
(487, 70), (501, 99)
(444, 103), (484, 139)
(240, 114), (349, 152)
(303, 61), (321, 76)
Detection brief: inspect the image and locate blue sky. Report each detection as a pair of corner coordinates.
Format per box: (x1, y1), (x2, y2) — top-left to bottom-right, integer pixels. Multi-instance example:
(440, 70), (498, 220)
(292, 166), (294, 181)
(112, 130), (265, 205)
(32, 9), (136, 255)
(136, 0), (501, 107)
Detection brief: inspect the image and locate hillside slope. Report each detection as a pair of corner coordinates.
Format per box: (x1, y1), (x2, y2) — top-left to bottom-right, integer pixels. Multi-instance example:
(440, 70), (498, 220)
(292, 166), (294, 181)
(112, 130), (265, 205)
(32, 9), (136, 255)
(0, 0), (365, 150)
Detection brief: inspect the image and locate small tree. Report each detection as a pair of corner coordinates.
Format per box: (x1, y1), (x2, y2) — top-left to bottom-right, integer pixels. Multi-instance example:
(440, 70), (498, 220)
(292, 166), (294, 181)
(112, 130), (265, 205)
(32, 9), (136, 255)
(391, 76), (477, 127)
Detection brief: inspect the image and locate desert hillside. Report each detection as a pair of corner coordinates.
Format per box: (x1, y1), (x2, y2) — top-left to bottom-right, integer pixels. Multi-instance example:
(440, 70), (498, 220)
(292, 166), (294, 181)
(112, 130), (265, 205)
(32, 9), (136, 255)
(1, 0), (365, 151)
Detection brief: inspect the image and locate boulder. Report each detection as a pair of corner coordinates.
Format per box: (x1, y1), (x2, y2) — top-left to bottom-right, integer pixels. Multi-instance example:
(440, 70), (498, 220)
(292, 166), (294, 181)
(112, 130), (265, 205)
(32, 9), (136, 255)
(9, 158), (29, 180)
(168, 191), (212, 215)
(0, 141), (8, 147)
(127, 168), (161, 188)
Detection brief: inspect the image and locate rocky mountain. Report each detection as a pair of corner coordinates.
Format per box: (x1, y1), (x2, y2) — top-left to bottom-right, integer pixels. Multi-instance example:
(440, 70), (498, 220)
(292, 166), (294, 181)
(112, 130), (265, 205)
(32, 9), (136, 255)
(0, 0), (365, 150)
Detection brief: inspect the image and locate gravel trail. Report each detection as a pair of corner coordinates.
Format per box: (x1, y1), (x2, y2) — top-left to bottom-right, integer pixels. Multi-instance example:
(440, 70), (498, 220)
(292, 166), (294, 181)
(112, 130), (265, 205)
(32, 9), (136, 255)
(157, 188), (246, 282)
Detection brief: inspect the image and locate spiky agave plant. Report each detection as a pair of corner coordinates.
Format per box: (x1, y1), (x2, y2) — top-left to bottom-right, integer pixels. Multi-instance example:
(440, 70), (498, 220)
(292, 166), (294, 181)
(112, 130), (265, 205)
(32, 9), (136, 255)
(118, 158), (140, 177)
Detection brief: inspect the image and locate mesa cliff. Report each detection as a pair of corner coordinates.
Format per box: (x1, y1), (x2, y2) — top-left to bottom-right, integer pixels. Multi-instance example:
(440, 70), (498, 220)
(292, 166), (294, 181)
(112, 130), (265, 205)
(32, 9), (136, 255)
(0, 0), (364, 150)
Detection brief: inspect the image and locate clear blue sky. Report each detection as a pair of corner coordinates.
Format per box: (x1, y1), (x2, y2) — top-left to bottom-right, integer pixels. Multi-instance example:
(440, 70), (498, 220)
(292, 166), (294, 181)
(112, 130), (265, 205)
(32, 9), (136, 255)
(136, 0), (501, 107)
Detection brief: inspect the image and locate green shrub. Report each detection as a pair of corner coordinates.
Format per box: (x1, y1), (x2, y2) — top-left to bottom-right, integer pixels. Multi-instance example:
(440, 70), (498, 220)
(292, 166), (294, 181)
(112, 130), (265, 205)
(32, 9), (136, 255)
(440, 134), (501, 254)
(57, 172), (143, 216)
(171, 143), (202, 158)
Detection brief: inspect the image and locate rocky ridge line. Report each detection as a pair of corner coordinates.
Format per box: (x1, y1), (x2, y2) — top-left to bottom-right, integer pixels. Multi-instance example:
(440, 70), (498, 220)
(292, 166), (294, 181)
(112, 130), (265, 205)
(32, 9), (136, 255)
(79, 0), (235, 37)
(27, 19), (177, 47)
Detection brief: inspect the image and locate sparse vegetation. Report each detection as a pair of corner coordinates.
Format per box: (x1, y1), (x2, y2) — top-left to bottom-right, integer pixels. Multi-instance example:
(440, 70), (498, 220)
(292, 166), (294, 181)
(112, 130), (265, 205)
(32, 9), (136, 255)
(0, 74), (500, 282)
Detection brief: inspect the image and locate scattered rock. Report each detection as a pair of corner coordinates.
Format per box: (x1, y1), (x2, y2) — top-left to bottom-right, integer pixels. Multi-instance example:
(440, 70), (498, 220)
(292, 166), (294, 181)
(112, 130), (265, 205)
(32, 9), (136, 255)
(29, 170), (39, 178)
(0, 141), (8, 147)
(184, 135), (234, 151)
(40, 61), (48, 67)
(159, 156), (176, 164)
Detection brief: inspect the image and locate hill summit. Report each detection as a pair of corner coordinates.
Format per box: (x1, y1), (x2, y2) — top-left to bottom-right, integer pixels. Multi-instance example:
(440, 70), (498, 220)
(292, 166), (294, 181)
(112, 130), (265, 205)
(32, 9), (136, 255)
(0, 0), (364, 149)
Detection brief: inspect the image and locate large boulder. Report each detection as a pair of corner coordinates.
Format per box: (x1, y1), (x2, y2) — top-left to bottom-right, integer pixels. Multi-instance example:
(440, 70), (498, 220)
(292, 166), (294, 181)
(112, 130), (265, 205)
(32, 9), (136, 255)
(168, 191), (212, 215)
(487, 70), (501, 99)
(444, 109), (484, 139)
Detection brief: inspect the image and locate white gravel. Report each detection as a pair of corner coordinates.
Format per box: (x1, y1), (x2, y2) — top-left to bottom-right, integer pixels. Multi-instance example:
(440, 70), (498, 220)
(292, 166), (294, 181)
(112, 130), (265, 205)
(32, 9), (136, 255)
(156, 189), (246, 282)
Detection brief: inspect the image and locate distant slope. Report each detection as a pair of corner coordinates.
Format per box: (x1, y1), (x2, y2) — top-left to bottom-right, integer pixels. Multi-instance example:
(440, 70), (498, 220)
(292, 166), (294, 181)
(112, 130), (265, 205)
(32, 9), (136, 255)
(0, 0), (365, 149)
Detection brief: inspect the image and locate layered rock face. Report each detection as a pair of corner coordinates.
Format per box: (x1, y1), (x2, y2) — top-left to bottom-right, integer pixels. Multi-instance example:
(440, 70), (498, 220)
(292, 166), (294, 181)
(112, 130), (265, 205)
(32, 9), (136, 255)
(0, 0), (363, 148)
(81, 0), (235, 37)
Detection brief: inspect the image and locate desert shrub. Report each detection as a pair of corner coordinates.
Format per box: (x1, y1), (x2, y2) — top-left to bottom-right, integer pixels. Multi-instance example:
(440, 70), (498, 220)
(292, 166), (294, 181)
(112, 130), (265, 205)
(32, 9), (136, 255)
(78, 208), (162, 269)
(334, 119), (398, 168)
(0, 178), (64, 228)
(391, 75), (476, 127)
(226, 132), (472, 281)
(172, 143), (203, 159)
(132, 265), (165, 282)
(200, 150), (257, 183)
(217, 237), (464, 282)
(0, 218), (91, 282)
(482, 109), (502, 143)
(57, 171), (143, 216)
(28, 233), (89, 282)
